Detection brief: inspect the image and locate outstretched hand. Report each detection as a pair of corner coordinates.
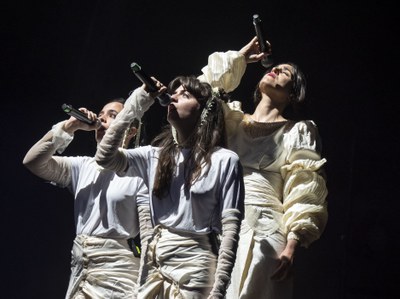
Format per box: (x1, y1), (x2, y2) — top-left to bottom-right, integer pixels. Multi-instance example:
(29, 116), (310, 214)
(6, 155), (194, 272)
(239, 36), (272, 64)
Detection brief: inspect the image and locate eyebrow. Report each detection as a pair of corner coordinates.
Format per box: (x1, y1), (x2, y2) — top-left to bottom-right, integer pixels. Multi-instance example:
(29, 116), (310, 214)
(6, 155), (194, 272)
(98, 109), (119, 115)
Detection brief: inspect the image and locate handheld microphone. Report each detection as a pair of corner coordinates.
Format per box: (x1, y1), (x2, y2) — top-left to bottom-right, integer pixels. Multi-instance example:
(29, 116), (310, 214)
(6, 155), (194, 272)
(62, 103), (96, 125)
(253, 14), (273, 68)
(130, 62), (171, 106)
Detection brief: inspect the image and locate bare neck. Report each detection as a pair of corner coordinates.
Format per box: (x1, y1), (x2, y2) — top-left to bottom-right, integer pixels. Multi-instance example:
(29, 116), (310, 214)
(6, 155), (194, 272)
(250, 97), (287, 123)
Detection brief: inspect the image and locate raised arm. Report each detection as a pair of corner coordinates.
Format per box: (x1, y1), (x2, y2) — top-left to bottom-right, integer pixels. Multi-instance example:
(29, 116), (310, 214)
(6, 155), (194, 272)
(95, 87), (156, 174)
(198, 36), (266, 93)
(23, 109), (99, 186)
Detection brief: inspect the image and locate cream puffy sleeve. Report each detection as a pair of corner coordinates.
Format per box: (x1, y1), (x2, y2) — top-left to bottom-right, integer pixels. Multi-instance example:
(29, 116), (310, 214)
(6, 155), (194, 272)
(280, 120), (328, 248)
(22, 121), (73, 187)
(221, 100), (244, 139)
(198, 50), (247, 93)
(95, 87), (155, 174)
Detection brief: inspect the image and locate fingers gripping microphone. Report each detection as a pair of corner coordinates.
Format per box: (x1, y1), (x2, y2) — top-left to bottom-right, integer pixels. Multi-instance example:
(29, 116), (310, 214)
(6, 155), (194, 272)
(62, 103), (96, 125)
(253, 14), (274, 68)
(130, 62), (171, 106)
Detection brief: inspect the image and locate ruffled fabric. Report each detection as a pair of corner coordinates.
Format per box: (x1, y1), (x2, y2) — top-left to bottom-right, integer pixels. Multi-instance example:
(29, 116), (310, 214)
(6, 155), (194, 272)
(198, 51), (247, 93)
(281, 158), (328, 247)
(208, 208), (242, 299)
(224, 103), (329, 247)
(199, 48), (328, 298)
(51, 120), (74, 154)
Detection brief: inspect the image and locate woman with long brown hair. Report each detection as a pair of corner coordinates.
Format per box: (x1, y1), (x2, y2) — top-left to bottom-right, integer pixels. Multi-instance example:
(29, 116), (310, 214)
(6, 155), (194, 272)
(95, 75), (244, 298)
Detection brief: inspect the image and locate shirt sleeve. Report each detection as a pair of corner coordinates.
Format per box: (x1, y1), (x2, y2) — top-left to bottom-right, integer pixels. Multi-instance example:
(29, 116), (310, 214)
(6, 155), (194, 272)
(198, 50), (247, 93)
(280, 121), (329, 248)
(220, 153), (245, 216)
(22, 121), (73, 187)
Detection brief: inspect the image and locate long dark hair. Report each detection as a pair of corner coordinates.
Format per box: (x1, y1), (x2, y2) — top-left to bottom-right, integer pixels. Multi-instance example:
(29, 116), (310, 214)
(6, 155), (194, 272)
(151, 76), (226, 198)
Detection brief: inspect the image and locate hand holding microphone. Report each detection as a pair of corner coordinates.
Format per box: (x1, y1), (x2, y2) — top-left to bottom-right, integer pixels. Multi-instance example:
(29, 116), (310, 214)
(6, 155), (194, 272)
(62, 104), (100, 127)
(253, 14), (273, 68)
(130, 62), (171, 106)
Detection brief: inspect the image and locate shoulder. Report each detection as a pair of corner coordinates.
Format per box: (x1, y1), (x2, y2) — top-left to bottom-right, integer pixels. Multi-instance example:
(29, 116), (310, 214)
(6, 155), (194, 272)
(124, 145), (161, 165)
(284, 120), (322, 150)
(286, 119), (318, 131)
(224, 101), (244, 119)
(125, 145), (154, 155)
(211, 148), (243, 177)
(286, 120), (320, 136)
(213, 147), (240, 162)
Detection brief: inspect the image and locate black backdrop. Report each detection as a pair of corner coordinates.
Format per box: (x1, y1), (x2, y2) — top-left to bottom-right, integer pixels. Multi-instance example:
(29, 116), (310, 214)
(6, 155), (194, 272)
(3, 1), (399, 298)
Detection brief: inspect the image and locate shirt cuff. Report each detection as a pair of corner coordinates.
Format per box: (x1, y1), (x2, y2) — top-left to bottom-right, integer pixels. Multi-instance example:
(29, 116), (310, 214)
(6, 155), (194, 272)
(51, 121), (74, 154)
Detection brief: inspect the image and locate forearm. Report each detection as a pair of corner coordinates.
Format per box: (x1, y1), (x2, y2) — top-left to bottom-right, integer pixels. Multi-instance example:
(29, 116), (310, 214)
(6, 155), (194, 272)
(23, 121), (73, 186)
(95, 88), (155, 173)
(208, 208), (241, 299)
(136, 204), (153, 286)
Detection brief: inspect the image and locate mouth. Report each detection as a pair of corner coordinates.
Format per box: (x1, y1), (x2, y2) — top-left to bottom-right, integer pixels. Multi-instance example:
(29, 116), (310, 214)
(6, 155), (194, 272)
(168, 104), (176, 112)
(267, 73), (276, 78)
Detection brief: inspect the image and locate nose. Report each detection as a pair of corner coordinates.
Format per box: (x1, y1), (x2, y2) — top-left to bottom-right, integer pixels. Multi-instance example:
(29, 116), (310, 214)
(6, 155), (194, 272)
(98, 115), (106, 123)
(272, 67), (281, 74)
(170, 93), (178, 102)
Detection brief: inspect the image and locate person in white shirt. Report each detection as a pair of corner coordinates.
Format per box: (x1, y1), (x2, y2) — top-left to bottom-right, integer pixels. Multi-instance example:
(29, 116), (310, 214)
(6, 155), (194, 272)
(23, 98), (152, 299)
(198, 36), (329, 298)
(95, 75), (245, 299)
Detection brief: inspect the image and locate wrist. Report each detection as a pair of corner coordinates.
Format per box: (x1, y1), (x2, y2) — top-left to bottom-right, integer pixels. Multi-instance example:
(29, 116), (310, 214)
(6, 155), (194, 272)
(287, 232), (301, 247)
(62, 121), (77, 135)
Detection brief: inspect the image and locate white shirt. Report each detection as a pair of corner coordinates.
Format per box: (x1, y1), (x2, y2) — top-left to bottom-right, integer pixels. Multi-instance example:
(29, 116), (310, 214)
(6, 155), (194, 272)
(67, 155), (148, 238)
(123, 145), (244, 234)
(25, 122), (149, 239)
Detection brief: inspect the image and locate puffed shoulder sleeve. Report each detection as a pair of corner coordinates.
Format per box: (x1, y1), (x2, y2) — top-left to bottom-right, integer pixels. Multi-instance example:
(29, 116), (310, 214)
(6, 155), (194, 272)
(222, 100), (244, 138)
(198, 50), (247, 93)
(95, 87), (155, 174)
(280, 121), (328, 248)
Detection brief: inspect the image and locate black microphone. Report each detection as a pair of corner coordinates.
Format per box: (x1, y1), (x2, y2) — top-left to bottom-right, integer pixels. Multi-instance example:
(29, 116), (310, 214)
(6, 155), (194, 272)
(253, 14), (273, 68)
(130, 62), (171, 106)
(62, 103), (96, 125)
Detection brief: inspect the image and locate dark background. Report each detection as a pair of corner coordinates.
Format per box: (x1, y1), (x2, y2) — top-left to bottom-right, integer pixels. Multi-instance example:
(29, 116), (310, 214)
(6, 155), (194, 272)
(3, 1), (399, 298)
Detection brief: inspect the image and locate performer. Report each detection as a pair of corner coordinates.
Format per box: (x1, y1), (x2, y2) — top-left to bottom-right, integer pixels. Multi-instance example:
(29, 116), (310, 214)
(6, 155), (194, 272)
(95, 75), (245, 298)
(23, 98), (152, 299)
(199, 36), (329, 298)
